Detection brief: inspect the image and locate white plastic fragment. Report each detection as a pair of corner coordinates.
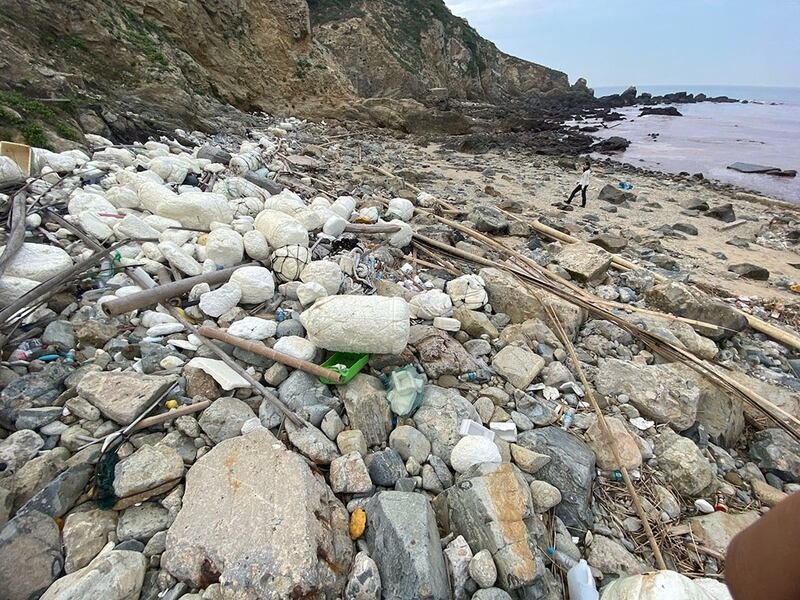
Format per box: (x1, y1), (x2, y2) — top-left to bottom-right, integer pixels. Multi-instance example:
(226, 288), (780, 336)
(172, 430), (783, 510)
(386, 219), (413, 248)
(300, 295), (410, 354)
(186, 357), (250, 391)
(489, 421), (518, 443)
(157, 191), (233, 228)
(330, 196), (356, 219)
(459, 419), (495, 441)
(433, 317), (461, 332)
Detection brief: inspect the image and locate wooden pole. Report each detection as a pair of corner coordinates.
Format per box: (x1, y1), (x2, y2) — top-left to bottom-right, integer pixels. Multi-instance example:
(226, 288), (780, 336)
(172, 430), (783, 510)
(0, 194), (26, 278)
(101, 265), (252, 316)
(197, 326), (342, 383)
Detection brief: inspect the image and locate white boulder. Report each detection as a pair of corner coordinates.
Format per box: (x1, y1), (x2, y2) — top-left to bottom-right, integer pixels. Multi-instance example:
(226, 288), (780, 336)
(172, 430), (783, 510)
(0, 243), (73, 282)
(297, 282), (327, 306)
(446, 274), (488, 310)
(158, 241), (202, 276)
(199, 282), (242, 317)
(300, 261), (344, 295)
(243, 230), (271, 261)
(386, 197), (415, 221)
(273, 336), (317, 362)
(157, 192), (233, 228)
(205, 228), (244, 267)
(227, 317), (278, 341)
(254, 210), (308, 248)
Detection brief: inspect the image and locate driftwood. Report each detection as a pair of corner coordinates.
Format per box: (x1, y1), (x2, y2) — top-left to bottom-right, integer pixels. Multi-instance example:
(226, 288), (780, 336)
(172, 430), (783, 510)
(0, 194), (27, 278)
(243, 170), (284, 194)
(101, 265), (252, 316)
(344, 223), (401, 234)
(198, 326), (341, 383)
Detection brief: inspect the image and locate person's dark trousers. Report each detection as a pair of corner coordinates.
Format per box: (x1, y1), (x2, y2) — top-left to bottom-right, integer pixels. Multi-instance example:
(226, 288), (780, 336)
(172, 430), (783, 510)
(566, 185), (587, 207)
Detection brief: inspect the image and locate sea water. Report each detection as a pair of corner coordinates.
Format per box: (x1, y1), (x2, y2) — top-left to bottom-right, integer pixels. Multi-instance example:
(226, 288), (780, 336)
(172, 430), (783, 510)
(585, 85), (800, 202)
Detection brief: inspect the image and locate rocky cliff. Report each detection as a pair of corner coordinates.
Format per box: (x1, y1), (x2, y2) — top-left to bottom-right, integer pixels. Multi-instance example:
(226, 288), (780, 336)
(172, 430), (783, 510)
(0, 0), (577, 145)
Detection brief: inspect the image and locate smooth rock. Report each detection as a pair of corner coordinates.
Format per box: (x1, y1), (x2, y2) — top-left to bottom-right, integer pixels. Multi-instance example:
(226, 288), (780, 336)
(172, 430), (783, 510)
(77, 372), (176, 425)
(198, 397), (256, 444)
(230, 266), (275, 304)
(555, 242), (613, 283)
(41, 550), (146, 600)
(117, 503), (170, 542)
(63, 508), (118, 573)
(414, 386), (481, 466)
(340, 375), (391, 448)
(654, 428), (715, 496)
(389, 425), (431, 463)
(330, 452), (373, 494)
(469, 549), (498, 589)
(0, 510), (63, 600)
(748, 428), (800, 482)
(113, 444), (184, 498)
(529, 480), (562, 512)
(587, 534), (648, 577)
(585, 416), (642, 470)
(689, 511), (759, 555)
(491, 345), (545, 390)
(226, 317), (277, 340)
(344, 551), (381, 600)
(199, 282), (242, 317)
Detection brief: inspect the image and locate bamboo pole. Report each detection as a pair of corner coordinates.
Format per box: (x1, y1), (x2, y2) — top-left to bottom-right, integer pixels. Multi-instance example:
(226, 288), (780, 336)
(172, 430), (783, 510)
(0, 194), (26, 278)
(529, 218), (800, 351)
(101, 265), (252, 316)
(197, 326), (342, 383)
(543, 301), (668, 571)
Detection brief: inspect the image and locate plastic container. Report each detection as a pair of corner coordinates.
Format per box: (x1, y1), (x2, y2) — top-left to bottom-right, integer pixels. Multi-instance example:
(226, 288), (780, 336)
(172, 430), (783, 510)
(567, 560), (599, 600)
(386, 365), (425, 416)
(319, 352), (370, 385)
(490, 421), (518, 442)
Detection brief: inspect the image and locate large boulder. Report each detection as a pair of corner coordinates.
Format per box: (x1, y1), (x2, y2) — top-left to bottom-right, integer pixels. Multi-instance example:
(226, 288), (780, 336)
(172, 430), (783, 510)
(113, 444), (185, 499)
(748, 428), (800, 483)
(40, 550), (146, 600)
(555, 242), (613, 283)
(163, 429), (352, 598)
(645, 281), (747, 340)
(0, 364), (71, 429)
(444, 463), (544, 591)
(653, 429), (715, 496)
(364, 492), (449, 600)
(491, 345), (545, 390)
(594, 358), (700, 431)
(479, 268), (586, 337)
(77, 372), (176, 425)
(62, 508), (119, 573)
(621, 312), (718, 360)
(413, 386), (480, 466)
(689, 511), (760, 555)
(598, 184), (636, 205)
(584, 416), (642, 470)
(516, 427), (595, 533)
(0, 510), (63, 600)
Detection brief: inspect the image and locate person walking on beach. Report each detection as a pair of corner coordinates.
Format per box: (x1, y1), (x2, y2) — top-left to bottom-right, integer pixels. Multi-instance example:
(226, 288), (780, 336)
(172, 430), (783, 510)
(566, 161), (592, 207)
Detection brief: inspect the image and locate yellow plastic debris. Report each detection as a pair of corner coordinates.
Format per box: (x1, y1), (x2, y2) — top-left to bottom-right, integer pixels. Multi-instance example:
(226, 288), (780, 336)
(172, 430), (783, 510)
(349, 507), (366, 540)
(165, 399), (179, 410)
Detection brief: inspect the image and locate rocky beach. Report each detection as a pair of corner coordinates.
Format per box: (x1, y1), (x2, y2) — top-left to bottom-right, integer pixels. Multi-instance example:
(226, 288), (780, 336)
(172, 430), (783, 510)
(1, 1), (800, 599)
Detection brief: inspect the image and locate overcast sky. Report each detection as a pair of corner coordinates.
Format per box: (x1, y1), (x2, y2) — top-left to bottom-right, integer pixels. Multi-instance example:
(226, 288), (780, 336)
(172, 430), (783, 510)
(444, 0), (800, 88)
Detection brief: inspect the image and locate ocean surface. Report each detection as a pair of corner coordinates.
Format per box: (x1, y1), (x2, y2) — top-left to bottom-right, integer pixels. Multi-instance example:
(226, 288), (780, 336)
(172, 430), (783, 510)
(583, 85), (800, 202)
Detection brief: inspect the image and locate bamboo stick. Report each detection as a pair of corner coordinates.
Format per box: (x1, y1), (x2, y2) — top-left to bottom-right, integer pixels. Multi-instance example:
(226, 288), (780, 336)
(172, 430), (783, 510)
(132, 399), (211, 430)
(197, 326), (342, 383)
(344, 223), (401, 234)
(101, 265), (252, 317)
(529, 218), (800, 351)
(543, 301), (668, 570)
(0, 194), (26, 278)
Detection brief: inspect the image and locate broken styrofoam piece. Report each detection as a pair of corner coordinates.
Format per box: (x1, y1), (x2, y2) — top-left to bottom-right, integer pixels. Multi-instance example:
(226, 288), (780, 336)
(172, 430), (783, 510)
(199, 282), (242, 317)
(330, 196), (356, 219)
(297, 282), (327, 306)
(227, 317), (278, 340)
(263, 189), (305, 214)
(459, 419), (495, 441)
(386, 197), (415, 221)
(205, 228), (244, 267)
(322, 215), (347, 237)
(0, 242), (73, 282)
(446, 274), (488, 310)
(386, 219), (412, 248)
(67, 191), (115, 216)
(157, 191), (233, 228)
(273, 336), (317, 362)
(243, 230), (271, 261)
(158, 241), (202, 276)
(489, 421), (518, 443)
(186, 357), (251, 391)
(300, 295), (410, 354)
(0, 276), (39, 308)
(254, 209), (309, 248)
(433, 317), (461, 332)
(409, 289), (453, 320)
(300, 261), (344, 295)
(230, 266), (275, 304)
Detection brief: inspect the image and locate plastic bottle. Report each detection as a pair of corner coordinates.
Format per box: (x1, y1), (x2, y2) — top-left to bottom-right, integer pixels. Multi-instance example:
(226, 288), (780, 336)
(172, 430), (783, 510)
(599, 469), (624, 482)
(64, 349), (76, 364)
(9, 339), (44, 361)
(547, 549), (599, 600)
(566, 560), (599, 600)
(562, 408), (576, 430)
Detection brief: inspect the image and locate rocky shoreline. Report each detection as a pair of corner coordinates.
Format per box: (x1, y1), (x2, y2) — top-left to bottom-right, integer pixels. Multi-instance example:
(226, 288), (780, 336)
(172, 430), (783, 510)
(0, 115), (799, 600)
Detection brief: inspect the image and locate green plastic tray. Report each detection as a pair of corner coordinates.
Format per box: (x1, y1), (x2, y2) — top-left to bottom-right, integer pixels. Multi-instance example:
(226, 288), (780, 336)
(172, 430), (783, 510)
(319, 352), (370, 385)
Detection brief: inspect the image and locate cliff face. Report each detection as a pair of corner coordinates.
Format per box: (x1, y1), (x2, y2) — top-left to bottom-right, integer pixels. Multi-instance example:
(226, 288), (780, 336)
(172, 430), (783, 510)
(0, 0), (575, 144)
